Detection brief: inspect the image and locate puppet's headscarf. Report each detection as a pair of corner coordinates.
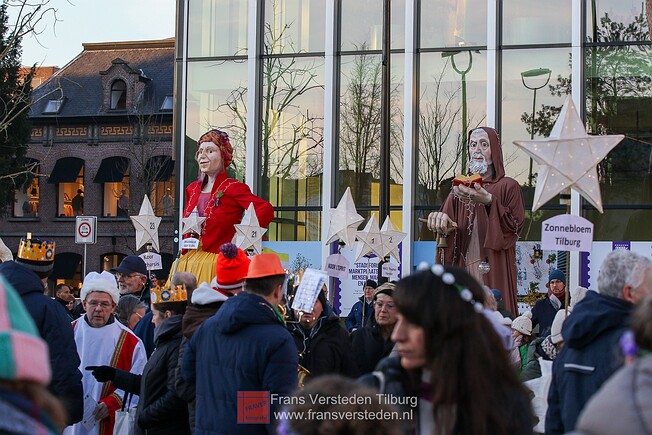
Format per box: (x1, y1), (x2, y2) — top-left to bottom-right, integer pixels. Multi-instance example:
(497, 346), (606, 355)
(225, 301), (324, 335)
(197, 129), (233, 168)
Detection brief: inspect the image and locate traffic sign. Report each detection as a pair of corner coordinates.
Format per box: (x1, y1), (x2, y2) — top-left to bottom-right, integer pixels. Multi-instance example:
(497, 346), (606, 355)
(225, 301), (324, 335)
(75, 216), (97, 244)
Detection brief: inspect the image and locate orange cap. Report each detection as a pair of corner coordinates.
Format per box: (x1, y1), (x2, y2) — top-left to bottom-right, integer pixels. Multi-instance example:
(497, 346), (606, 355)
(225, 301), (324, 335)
(244, 253), (286, 279)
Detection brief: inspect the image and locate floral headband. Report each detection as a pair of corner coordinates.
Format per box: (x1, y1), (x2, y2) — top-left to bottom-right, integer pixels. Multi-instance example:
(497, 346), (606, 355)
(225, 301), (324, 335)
(197, 129), (233, 168)
(417, 262), (484, 313)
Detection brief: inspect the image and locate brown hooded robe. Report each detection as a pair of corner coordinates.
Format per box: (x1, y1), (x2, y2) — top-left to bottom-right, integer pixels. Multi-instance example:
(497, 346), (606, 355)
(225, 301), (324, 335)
(439, 127), (525, 315)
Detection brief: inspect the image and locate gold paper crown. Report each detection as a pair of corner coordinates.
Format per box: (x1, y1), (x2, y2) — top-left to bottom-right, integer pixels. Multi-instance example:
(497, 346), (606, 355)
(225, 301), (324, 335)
(150, 284), (188, 304)
(17, 237), (55, 263)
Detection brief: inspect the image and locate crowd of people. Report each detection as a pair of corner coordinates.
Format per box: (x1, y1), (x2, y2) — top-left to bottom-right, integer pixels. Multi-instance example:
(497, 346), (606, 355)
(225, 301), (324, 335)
(2, 241), (650, 435)
(2, 129), (652, 435)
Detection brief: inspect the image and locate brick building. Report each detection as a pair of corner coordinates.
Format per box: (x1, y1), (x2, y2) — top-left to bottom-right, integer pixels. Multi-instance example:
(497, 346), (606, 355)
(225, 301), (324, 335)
(1, 38), (176, 293)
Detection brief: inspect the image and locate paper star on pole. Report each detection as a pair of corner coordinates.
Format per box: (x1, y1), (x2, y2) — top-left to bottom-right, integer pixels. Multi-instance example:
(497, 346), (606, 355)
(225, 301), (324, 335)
(182, 207), (206, 236)
(130, 195), (162, 251)
(234, 202), (267, 254)
(379, 217), (407, 262)
(325, 187), (364, 249)
(354, 214), (384, 262)
(513, 96), (623, 213)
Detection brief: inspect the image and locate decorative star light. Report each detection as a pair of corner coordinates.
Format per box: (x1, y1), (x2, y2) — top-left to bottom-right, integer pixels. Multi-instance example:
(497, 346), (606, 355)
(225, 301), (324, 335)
(130, 195), (162, 251)
(325, 187), (364, 249)
(513, 96), (624, 213)
(234, 202), (267, 254)
(379, 217), (407, 262)
(182, 207), (206, 236)
(354, 214), (384, 262)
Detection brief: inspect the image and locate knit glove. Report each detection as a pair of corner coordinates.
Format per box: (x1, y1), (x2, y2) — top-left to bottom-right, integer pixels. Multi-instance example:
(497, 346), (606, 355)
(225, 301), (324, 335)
(86, 365), (116, 383)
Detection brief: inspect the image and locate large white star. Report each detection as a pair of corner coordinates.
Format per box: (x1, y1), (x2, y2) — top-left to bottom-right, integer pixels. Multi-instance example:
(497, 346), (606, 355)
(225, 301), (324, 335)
(513, 96), (623, 213)
(130, 195), (162, 251)
(234, 202), (267, 254)
(182, 207), (206, 236)
(354, 214), (384, 262)
(378, 217), (407, 262)
(325, 187), (364, 249)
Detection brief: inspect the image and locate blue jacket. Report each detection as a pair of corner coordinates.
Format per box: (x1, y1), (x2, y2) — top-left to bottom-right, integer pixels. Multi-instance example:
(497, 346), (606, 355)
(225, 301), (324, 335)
(531, 294), (567, 336)
(182, 291), (298, 435)
(546, 290), (631, 434)
(345, 296), (374, 332)
(0, 261), (84, 425)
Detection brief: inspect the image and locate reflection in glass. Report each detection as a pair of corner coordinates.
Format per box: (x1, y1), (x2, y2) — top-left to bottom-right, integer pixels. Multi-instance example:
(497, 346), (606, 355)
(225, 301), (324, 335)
(521, 68), (552, 186)
(585, 43), (652, 214)
(500, 48), (571, 187)
(258, 55), (324, 241)
(586, 0), (649, 43)
(340, 0), (405, 51)
(502, 0), (571, 45)
(264, 0), (326, 54)
(337, 52), (404, 207)
(420, 0), (486, 49)
(188, 0), (248, 58)
(185, 60), (248, 186)
(416, 51), (487, 210)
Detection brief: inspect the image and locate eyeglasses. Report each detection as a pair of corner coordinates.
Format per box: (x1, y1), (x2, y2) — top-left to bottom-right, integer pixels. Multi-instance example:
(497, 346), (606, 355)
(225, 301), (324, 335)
(116, 272), (141, 279)
(86, 301), (113, 310)
(375, 302), (396, 311)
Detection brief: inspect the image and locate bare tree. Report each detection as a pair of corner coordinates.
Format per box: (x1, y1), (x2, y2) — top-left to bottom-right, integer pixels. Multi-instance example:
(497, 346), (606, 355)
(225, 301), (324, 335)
(217, 3), (324, 196)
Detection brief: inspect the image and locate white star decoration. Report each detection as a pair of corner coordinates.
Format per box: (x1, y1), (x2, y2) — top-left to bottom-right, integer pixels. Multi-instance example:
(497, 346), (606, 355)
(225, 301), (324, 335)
(325, 187), (364, 249)
(354, 214), (384, 262)
(513, 96), (623, 213)
(130, 195), (162, 251)
(234, 202), (267, 254)
(182, 207), (206, 236)
(379, 217), (407, 262)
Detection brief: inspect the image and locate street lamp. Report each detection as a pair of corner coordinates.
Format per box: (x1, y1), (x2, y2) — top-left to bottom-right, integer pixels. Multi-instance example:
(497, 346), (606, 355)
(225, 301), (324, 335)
(521, 67), (552, 186)
(442, 50), (473, 174)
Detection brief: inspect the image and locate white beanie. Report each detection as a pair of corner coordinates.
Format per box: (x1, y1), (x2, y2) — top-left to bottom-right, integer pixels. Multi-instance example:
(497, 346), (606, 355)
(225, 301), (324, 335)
(81, 271), (120, 304)
(511, 311), (533, 336)
(550, 308), (572, 344)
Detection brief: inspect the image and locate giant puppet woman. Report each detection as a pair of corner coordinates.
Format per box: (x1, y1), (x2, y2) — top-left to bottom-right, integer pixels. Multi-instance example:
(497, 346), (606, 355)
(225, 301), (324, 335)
(176, 129), (274, 284)
(426, 127), (525, 315)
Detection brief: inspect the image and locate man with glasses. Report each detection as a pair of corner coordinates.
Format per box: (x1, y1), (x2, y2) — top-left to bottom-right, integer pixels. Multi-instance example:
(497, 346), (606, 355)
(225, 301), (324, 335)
(112, 255), (155, 356)
(351, 283), (399, 374)
(67, 271), (146, 435)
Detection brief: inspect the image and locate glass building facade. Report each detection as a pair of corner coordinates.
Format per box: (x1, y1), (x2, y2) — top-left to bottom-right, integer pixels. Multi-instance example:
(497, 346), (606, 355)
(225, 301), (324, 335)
(174, 0), (652, 276)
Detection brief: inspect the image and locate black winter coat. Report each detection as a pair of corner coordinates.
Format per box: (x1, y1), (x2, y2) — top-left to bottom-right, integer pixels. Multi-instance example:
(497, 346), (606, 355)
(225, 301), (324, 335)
(288, 311), (360, 378)
(351, 320), (395, 375)
(0, 261), (83, 425)
(113, 315), (190, 435)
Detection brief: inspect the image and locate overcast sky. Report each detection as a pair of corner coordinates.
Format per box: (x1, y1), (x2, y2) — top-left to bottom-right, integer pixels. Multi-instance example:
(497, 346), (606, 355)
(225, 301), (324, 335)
(17, 0), (176, 67)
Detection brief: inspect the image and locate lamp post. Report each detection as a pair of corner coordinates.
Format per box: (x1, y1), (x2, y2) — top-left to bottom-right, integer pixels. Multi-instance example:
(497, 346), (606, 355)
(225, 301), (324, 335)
(521, 67), (552, 186)
(442, 50), (473, 174)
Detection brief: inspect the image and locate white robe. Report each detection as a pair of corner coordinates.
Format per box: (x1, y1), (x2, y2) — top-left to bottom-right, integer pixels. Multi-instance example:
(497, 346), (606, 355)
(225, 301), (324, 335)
(64, 317), (147, 435)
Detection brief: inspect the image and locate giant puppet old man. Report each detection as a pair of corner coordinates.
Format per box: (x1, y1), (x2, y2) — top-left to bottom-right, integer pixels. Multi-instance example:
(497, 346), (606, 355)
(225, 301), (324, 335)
(427, 127), (524, 315)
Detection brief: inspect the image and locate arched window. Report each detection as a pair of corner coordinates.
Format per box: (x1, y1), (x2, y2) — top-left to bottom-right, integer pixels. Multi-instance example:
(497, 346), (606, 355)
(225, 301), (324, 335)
(110, 79), (127, 110)
(93, 156), (130, 217)
(47, 157), (84, 217)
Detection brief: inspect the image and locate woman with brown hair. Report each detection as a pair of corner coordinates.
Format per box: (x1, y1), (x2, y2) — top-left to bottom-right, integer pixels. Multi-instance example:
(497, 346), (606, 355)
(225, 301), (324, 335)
(363, 264), (533, 434)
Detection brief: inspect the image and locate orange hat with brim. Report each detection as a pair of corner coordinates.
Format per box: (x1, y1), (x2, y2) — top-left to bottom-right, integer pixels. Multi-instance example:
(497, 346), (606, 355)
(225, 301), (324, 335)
(244, 253), (286, 279)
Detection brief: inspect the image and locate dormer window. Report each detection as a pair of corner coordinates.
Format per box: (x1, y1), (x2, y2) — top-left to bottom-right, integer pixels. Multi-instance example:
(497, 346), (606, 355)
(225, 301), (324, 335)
(43, 98), (65, 114)
(110, 80), (127, 110)
(160, 95), (173, 111)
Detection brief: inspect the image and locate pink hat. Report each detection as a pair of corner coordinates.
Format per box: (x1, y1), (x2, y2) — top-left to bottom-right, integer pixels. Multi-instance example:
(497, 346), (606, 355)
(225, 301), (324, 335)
(0, 276), (51, 385)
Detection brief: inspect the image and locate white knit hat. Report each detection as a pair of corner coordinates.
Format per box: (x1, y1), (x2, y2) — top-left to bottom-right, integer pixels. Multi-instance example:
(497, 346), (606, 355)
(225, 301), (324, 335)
(80, 271), (120, 304)
(511, 311), (533, 336)
(570, 286), (588, 308)
(550, 308), (572, 344)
